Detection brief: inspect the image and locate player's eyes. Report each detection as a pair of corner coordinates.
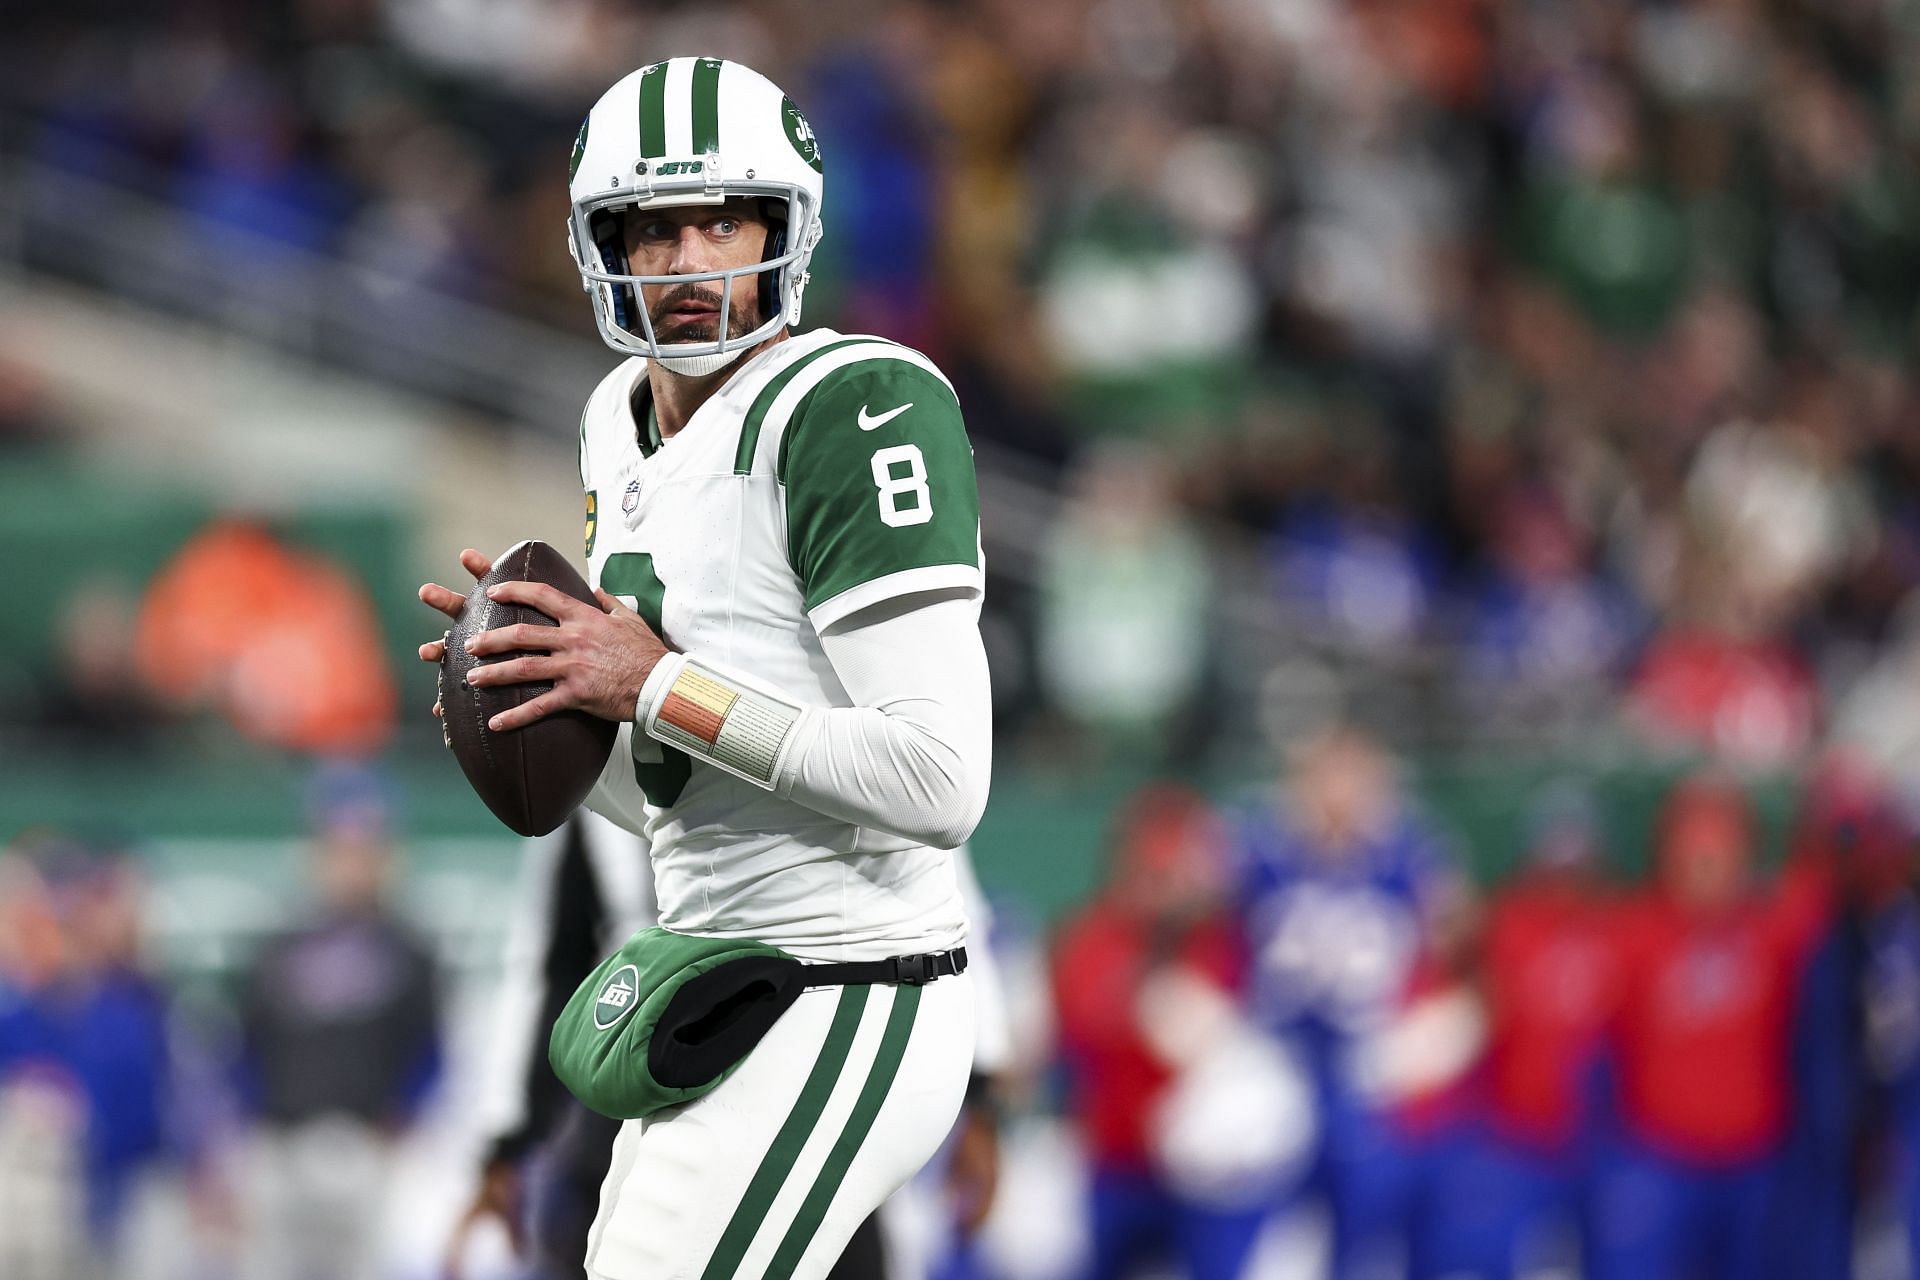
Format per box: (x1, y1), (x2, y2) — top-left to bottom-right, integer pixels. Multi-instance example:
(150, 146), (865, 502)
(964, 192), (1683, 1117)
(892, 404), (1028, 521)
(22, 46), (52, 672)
(710, 218), (740, 236)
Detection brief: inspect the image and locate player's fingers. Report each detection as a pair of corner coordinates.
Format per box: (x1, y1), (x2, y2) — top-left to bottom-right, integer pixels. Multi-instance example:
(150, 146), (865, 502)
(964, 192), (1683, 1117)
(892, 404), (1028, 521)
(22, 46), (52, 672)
(419, 582), (468, 618)
(594, 588), (640, 620)
(459, 548), (494, 581)
(466, 655), (560, 688)
(486, 579), (583, 620)
(464, 623), (560, 656)
(488, 686), (571, 733)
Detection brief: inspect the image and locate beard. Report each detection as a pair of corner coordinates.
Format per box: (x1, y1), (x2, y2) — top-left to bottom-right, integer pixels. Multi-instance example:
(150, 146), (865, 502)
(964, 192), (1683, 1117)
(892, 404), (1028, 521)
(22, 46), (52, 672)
(646, 282), (763, 345)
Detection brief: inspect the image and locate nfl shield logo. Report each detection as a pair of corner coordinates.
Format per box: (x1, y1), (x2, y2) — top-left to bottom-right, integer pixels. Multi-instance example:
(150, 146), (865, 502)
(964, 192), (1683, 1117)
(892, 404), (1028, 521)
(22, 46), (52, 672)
(621, 479), (641, 515)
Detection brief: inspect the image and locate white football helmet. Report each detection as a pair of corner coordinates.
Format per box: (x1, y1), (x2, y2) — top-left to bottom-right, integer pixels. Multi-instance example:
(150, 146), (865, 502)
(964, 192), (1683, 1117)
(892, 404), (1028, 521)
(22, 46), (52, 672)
(567, 58), (826, 375)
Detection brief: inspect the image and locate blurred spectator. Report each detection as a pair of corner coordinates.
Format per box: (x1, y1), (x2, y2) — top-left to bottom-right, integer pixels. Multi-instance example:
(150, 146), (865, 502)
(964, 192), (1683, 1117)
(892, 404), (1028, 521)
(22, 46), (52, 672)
(1626, 575), (1821, 771)
(803, 45), (943, 351)
(1232, 725), (1464, 1278)
(1588, 775), (1831, 1280)
(1779, 773), (1857, 1279)
(0, 849), (90, 1280)
(1349, 904), (1487, 1278)
(1050, 786), (1259, 1280)
(1285, 47), (1468, 365)
(1428, 784), (1617, 1278)
(1833, 590), (1920, 798)
(33, 574), (169, 751)
(1031, 101), (1264, 437)
(1519, 69), (1689, 341)
(1037, 445), (1213, 760)
(173, 75), (354, 258)
(136, 520), (397, 756)
(1686, 407), (1872, 627)
(1267, 432), (1440, 656)
(340, 115), (494, 304)
(1460, 487), (1639, 695)
(235, 766), (440, 1280)
(0, 834), (200, 1280)
(1780, 757), (1918, 1280)
(1859, 825), (1920, 1280)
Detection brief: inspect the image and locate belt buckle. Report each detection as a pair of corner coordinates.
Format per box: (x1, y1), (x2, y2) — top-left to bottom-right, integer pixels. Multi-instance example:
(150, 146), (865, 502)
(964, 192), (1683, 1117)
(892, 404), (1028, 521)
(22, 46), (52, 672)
(892, 953), (935, 986)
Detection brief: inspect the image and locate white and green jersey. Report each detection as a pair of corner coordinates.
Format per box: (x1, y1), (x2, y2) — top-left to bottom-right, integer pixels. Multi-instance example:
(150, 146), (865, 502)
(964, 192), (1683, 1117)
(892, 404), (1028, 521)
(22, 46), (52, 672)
(580, 329), (983, 961)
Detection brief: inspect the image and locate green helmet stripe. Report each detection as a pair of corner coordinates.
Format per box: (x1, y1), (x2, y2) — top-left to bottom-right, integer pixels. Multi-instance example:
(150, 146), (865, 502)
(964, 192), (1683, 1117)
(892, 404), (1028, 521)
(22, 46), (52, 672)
(637, 62), (668, 158)
(568, 115), (589, 181)
(690, 57), (722, 155)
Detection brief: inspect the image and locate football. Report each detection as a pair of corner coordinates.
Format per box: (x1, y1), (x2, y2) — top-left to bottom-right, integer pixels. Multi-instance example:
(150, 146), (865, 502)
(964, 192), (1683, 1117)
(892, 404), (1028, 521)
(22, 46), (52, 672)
(439, 540), (617, 836)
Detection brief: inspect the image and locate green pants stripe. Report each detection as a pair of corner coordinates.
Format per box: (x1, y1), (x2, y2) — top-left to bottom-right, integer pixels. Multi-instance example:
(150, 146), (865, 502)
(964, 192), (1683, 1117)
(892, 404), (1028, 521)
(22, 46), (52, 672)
(764, 984), (923, 1277)
(699, 985), (868, 1280)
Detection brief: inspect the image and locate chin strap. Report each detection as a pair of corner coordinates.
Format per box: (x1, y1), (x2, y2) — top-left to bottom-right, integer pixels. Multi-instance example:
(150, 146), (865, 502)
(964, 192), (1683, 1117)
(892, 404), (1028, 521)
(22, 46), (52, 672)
(652, 346), (749, 376)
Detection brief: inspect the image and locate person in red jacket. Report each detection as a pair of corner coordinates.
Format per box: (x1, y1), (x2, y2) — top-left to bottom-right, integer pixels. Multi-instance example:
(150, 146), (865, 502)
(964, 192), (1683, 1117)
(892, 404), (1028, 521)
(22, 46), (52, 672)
(1587, 774), (1831, 1280)
(1051, 786), (1255, 1280)
(1424, 785), (1618, 1279)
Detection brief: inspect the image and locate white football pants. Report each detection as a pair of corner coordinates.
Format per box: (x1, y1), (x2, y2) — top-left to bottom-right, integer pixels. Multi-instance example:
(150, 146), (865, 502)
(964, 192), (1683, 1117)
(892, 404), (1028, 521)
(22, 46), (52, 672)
(583, 971), (973, 1280)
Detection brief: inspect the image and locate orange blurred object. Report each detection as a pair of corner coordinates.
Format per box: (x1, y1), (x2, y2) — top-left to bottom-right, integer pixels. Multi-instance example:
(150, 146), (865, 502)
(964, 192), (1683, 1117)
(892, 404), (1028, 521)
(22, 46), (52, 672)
(135, 521), (396, 754)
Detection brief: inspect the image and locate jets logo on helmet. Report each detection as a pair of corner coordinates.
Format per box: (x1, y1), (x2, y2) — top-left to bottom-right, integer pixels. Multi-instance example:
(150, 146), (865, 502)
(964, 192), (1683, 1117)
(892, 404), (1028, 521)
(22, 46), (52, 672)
(781, 97), (822, 173)
(566, 58), (827, 375)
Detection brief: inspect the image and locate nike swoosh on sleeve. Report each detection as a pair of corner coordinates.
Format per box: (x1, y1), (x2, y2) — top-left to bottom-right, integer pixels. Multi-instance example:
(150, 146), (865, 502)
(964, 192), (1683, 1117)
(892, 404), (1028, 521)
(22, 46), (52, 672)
(856, 403), (914, 431)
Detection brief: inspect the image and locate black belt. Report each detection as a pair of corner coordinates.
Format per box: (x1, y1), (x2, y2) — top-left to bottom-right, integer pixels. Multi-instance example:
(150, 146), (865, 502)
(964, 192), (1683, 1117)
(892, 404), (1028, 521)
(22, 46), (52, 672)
(801, 946), (968, 988)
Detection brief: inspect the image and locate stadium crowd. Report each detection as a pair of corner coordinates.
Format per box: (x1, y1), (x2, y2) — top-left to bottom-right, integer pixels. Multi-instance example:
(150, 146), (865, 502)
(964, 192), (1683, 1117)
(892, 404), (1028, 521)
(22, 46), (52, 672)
(7, 0), (1920, 772)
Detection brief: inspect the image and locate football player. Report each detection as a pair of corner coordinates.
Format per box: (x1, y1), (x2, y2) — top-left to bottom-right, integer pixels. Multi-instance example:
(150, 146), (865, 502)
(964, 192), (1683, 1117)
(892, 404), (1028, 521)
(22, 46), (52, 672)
(1230, 725), (1464, 1277)
(418, 58), (991, 1280)
(1588, 778), (1831, 1280)
(442, 811), (1011, 1280)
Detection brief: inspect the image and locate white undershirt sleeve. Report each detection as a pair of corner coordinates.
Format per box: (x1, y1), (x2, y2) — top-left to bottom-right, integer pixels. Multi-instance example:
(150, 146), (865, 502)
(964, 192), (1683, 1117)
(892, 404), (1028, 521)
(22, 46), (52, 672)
(634, 592), (991, 849)
(781, 593), (993, 848)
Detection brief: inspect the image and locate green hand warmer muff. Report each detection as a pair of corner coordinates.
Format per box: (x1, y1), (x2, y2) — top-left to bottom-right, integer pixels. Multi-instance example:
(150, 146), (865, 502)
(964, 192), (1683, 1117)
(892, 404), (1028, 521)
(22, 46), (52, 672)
(549, 927), (807, 1120)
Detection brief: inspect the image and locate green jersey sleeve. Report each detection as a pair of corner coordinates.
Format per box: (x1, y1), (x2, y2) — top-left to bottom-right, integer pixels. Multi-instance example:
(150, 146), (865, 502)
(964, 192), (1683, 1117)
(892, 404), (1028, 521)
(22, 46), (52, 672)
(779, 358), (982, 629)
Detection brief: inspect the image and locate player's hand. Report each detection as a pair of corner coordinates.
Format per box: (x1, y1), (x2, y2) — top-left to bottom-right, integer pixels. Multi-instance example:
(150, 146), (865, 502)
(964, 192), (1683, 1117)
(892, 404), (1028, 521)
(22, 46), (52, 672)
(945, 1097), (1000, 1238)
(440, 1158), (524, 1280)
(463, 582), (670, 730)
(417, 549), (494, 718)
